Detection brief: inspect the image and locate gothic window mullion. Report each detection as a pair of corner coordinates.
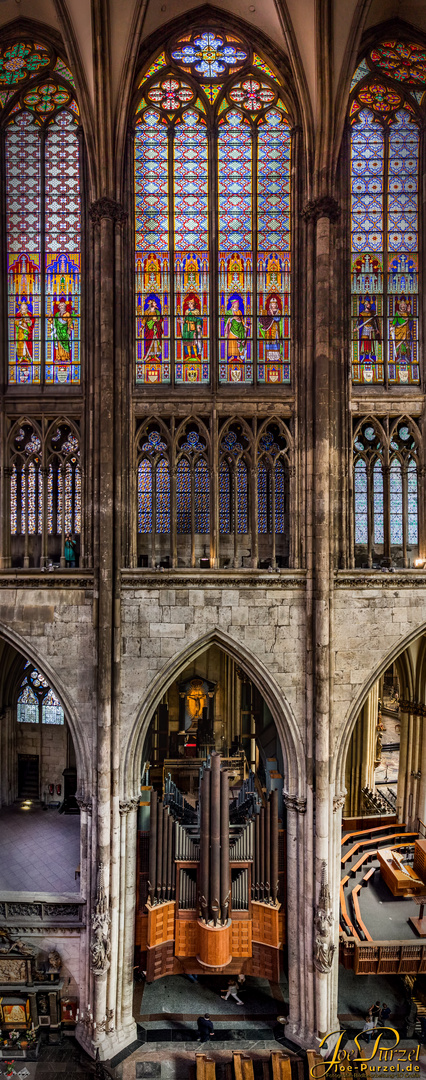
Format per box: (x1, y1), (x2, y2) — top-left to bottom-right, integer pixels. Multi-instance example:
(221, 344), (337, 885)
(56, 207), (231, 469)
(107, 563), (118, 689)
(383, 124), (389, 390)
(168, 125), (176, 389)
(367, 460), (373, 567)
(40, 125), (46, 385)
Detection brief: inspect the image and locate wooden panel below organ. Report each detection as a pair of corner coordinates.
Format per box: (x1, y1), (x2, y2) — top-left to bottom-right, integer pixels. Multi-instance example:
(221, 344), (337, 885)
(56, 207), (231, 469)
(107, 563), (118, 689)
(135, 913), (148, 951)
(147, 901), (176, 947)
(175, 916), (198, 957)
(146, 940), (175, 980)
(251, 941), (281, 981)
(252, 901), (280, 947)
(231, 918), (252, 958)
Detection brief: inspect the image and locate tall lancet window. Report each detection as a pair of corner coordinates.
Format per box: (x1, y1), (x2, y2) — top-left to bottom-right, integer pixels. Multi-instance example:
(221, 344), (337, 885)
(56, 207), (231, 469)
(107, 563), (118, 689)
(1, 40), (81, 385)
(350, 40), (426, 386)
(134, 29), (291, 386)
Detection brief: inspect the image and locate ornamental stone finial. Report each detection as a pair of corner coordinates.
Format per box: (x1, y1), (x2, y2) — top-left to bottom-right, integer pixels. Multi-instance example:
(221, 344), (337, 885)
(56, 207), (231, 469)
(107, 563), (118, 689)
(314, 860), (335, 974)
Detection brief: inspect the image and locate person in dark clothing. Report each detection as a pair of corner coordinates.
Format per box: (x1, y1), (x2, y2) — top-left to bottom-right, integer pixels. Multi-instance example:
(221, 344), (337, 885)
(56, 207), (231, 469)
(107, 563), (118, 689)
(197, 1014), (214, 1042)
(368, 1001), (381, 1021)
(378, 1003), (391, 1027)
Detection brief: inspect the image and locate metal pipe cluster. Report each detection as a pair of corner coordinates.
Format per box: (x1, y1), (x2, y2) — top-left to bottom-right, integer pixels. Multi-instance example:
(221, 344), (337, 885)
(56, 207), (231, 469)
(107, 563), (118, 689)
(148, 790), (175, 905)
(253, 788), (279, 904)
(199, 752), (230, 925)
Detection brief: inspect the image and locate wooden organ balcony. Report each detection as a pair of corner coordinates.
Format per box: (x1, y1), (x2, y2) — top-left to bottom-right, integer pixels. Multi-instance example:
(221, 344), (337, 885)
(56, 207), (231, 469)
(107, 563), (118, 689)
(135, 754), (286, 981)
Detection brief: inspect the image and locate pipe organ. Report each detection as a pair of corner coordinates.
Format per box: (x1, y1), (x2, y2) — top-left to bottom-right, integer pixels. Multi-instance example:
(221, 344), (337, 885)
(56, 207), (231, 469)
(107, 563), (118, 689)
(136, 753), (285, 981)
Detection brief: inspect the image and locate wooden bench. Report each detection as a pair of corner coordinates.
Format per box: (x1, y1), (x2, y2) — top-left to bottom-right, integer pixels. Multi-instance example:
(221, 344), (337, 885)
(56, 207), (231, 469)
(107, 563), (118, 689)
(351, 883), (373, 941)
(195, 1055), (216, 1080)
(342, 832), (418, 866)
(271, 1051), (292, 1079)
(340, 875), (358, 938)
(341, 822), (405, 847)
(233, 1053), (255, 1080)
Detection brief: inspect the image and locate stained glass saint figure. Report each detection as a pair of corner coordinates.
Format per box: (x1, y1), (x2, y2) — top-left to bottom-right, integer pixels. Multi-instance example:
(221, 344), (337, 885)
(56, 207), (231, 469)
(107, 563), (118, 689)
(259, 293), (284, 382)
(15, 299), (35, 365)
(224, 296), (249, 382)
(357, 295), (381, 382)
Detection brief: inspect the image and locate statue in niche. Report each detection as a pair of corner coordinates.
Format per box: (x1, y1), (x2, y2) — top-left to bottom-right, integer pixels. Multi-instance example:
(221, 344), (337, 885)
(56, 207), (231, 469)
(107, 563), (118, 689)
(91, 865), (111, 977)
(314, 861), (335, 974)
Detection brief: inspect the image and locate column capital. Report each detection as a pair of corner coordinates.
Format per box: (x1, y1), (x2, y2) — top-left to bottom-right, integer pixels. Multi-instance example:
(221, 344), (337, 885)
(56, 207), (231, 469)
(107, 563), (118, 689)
(89, 197), (127, 226)
(119, 797), (139, 815)
(76, 793), (92, 814)
(333, 790), (346, 813)
(283, 791), (307, 813)
(301, 196), (340, 224)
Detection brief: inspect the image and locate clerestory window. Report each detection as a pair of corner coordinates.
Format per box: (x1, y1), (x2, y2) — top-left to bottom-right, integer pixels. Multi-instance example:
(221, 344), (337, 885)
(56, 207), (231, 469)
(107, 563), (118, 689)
(134, 28), (291, 387)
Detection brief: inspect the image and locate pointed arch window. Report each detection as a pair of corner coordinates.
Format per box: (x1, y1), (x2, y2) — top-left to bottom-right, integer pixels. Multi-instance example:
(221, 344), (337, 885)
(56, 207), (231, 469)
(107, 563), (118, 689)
(17, 664), (64, 725)
(350, 40), (424, 386)
(353, 418), (419, 566)
(1, 40), (81, 385)
(135, 29), (291, 386)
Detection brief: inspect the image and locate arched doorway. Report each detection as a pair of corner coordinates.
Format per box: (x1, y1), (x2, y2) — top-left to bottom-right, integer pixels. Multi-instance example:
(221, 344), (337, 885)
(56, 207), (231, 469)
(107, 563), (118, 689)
(130, 638), (300, 1042)
(0, 636), (82, 894)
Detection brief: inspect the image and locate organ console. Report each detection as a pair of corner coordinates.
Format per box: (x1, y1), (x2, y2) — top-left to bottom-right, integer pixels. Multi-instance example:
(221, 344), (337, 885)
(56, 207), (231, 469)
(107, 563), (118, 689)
(136, 752), (285, 981)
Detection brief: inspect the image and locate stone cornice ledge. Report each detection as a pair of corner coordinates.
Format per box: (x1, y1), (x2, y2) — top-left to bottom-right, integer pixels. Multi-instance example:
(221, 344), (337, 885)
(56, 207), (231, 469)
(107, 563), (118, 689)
(0, 570), (94, 590)
(336, 570), (426, 589)
(121, 568), (307, 589)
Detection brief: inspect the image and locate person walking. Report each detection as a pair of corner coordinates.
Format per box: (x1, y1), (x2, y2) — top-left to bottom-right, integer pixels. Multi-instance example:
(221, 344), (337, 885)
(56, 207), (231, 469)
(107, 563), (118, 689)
(197, 1014), (214, 1042)
(221, 979), (244, 1004)
(361, 1016), (375, 1043)
(368, 1001), (381, 1022)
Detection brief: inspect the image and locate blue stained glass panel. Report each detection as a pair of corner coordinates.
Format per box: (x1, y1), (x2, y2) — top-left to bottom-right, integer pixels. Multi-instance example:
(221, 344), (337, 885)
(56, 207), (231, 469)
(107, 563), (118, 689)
(389, 458), (402, 544)
(156, 458), (170, 533)
(407, 458), (418, 545)
(195, 458), (209, 533)
(258, 460), (267, 533)
(17, 683), (38, 723)
(387, 109), (419, 384)
(275, 460), (285, 532)
(373, 459), (384, 544)
(138, 459), (152, 532)
(177, 458), (191, 533)
(354, 459), (368, 544)
(237, 460), (248, 533)
(219, 461), (231, 533)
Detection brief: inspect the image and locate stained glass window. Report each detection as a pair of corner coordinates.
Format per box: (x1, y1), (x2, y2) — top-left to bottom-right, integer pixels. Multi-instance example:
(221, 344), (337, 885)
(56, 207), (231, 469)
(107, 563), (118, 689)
(354, 459), (368, 544)
(138, 460), (152, 532)
(17, 665), (64, 724)
(275, 460), (285, 532)
(350, 42), (422, 386)
(258, 461), (268, 533)
(389, 458), (403, 545)
(194, 458), (209, 532)
(156, 458), (170, 532)
(373, 459), (384, 544)
(135, 31), (291, 385)
(407, 457), (418, 545)
(4, 44), (80, 386)
(177, 458), (191, 532)
(237, 460), (248, 533)
(219, 461), (231, 532)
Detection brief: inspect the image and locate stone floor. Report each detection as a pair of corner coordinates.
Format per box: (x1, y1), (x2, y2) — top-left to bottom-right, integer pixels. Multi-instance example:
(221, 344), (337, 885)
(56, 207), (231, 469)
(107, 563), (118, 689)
(0, 1037), (97, 1079)
(0, 805), (80, 893)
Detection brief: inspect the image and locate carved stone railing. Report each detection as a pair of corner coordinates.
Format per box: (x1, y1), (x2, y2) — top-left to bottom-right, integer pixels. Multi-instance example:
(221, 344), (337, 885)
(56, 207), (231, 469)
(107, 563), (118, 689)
(0, 894), (86, 929)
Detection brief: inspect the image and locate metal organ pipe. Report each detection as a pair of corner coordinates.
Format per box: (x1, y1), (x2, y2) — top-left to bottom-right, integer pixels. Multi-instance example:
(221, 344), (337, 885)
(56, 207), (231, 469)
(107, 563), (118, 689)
(259, 805), (265, 901)
(200, 768), (210, 921)
(149, 790), (157, 906)
(167, 810), (173, 899)
(255, 811), (260, 900)
(156, 799), (163, 903)
(265, 796), (271, 903)
(162, 803), (168, 900)
(271, 788), (279, 904)
(220, 768), (229, 923)
(210, 752), (221, 925)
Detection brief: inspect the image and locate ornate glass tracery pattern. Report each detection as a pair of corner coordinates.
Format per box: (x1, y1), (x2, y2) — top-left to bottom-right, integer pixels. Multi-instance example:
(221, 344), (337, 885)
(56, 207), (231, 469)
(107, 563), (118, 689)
(350, 39), (422, 385)
(17, 665), (64, 725)
(176, 458), (191, 532)
(353, 417), (419, 566)
(135, 29), (291, 385)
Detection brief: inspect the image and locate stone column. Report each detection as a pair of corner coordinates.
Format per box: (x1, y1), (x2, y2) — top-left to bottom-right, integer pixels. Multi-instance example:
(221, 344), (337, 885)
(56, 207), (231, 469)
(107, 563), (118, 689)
(283, 793), (315, 1046)
(302, 196), (340, 1042)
